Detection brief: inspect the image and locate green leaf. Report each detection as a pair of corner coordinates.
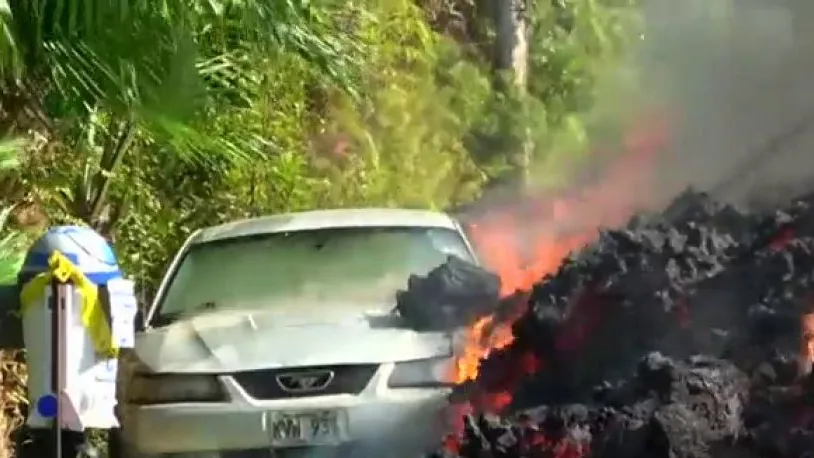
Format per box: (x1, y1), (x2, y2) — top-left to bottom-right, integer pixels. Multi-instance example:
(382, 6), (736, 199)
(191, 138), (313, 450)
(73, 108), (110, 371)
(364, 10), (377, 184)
(0, 138), (23, 171)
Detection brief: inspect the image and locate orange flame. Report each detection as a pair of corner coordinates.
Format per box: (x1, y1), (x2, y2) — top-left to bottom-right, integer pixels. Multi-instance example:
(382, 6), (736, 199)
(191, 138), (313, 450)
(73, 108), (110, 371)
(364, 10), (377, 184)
(453, 315), (514, 383)
(451, 112), (670, 397)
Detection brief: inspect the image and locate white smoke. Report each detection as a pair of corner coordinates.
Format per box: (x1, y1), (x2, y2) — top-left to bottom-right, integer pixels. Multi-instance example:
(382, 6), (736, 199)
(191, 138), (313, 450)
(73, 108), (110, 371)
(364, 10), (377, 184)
(637, 0), (814, 207)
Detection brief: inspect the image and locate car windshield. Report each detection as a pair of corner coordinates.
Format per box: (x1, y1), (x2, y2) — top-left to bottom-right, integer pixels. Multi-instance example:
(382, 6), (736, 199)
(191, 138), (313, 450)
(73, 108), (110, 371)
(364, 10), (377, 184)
(153, 226), (473, 322)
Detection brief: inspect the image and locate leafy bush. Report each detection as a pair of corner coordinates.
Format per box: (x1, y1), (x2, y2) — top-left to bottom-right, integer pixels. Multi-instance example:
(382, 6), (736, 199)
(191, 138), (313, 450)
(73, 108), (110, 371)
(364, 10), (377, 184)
(0, 138), (27, 283)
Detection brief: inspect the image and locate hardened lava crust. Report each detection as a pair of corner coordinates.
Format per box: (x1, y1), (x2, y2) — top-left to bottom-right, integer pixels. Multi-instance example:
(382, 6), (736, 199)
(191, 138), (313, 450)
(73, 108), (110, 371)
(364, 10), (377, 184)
(401, 189), (814, 458)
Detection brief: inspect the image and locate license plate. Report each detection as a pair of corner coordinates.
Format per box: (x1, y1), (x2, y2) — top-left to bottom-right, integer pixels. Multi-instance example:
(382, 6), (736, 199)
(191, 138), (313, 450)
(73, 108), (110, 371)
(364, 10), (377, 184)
(267, 410), (344, 445)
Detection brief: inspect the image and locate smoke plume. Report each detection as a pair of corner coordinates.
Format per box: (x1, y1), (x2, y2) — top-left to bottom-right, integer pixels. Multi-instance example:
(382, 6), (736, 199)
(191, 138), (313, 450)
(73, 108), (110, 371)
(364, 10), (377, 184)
(639, 0), (814, 208)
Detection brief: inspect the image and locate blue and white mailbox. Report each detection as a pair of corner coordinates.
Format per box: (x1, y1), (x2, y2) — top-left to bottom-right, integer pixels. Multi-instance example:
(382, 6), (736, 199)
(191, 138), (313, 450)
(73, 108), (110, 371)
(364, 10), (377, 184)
(18, 226), (137, 431)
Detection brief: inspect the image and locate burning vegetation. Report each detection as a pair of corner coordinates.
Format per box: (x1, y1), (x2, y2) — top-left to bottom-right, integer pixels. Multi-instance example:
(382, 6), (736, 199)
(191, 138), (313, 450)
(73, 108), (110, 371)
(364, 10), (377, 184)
(397, 128), (814, 457)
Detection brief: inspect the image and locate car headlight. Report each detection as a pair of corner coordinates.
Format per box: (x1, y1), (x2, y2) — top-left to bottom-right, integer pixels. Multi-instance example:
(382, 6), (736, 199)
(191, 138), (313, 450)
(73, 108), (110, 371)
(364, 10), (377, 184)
(388, 356), (455, 388)
(127, 373), (226, 405)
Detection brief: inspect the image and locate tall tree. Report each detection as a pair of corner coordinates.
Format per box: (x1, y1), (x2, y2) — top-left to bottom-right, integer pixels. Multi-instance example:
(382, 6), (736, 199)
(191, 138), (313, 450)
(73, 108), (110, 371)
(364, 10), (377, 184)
(492, 0), (531, 187)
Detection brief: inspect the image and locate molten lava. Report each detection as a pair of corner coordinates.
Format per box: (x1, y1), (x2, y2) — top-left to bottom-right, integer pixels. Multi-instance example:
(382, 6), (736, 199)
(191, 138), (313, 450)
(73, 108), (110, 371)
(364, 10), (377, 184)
(451, 112), (670, 403)
(801, 311), (814, 376)
(453, 314), (514, 383)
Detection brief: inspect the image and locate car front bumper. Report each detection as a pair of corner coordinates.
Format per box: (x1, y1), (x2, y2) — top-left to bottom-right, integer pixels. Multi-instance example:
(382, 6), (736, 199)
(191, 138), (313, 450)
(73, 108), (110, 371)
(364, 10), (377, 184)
(120, 367), (453, 456)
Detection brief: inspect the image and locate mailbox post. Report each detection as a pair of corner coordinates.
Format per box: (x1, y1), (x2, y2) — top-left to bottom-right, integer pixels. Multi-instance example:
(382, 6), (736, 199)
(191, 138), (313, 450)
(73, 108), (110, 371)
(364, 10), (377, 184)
(16, 226), (136, 458)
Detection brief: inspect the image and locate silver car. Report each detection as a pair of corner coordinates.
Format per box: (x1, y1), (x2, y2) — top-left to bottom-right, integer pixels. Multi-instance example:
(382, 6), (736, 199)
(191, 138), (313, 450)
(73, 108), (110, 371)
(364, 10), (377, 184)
(117, 208), (479, 458)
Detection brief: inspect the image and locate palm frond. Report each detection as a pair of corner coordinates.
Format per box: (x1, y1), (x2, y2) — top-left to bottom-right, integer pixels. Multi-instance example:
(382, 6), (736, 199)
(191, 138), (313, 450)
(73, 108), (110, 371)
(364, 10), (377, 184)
(209, 0), (362, 95)
(0, 0), (21, 81)
(3, 0), (362, 164)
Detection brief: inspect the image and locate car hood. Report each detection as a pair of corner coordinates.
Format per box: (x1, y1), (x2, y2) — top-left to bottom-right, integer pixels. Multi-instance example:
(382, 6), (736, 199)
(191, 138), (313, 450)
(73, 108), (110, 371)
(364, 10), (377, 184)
(135, 308), (453, 373)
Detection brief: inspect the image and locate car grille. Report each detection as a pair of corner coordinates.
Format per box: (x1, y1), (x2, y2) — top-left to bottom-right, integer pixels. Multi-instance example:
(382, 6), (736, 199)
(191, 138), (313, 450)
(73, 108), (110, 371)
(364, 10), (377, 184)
(232, 364), (379, 399)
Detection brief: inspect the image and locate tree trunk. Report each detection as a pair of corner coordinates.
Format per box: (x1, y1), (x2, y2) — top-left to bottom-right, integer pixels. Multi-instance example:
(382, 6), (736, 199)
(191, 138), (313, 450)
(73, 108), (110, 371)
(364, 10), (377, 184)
(493, 0), (532, 188)
(493, 0), (528, 87)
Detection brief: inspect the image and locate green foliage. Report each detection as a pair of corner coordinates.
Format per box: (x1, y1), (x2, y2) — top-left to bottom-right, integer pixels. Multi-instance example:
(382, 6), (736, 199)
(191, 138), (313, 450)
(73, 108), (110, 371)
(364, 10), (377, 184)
(464, 0), (643, 187)
(0, 0), (365, 232)
(0, 0), (644, 298)
(525, 0), (643, 185)
(96, 0), (498, 294)
(312, 0), (491, 209)
(0, 138), (27, 284)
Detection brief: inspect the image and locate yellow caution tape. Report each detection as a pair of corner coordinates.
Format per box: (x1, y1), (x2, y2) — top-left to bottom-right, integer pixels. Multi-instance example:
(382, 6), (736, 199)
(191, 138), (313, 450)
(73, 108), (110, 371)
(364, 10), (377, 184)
(19, 251), (118, 357)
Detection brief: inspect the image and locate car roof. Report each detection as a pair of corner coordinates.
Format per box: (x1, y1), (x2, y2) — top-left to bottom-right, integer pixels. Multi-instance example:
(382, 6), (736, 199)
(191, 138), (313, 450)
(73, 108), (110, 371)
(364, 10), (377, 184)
(189, 208), (461, 245)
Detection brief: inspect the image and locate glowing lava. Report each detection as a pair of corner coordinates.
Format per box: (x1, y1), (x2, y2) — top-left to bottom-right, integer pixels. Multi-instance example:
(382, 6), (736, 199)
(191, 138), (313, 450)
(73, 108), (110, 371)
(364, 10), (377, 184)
(451, 111), (671, 398)
(453, 314), (514, 383)
(800, 311), (814, 377)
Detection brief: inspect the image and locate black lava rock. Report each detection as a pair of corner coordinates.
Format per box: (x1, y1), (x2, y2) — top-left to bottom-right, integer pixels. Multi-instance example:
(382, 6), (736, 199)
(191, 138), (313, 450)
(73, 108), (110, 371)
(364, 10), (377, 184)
(433, 189), (814, 458)
(396, 255), (502, 330)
